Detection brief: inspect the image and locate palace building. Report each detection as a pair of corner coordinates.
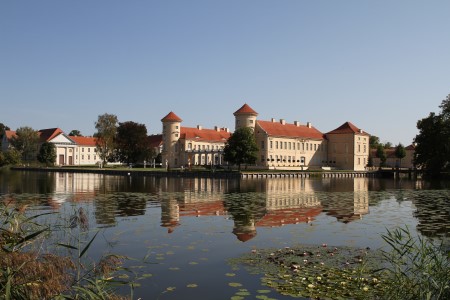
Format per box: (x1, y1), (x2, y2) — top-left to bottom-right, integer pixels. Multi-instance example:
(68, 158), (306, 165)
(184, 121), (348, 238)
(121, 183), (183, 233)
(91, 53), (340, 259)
(161, 104), (370, 171)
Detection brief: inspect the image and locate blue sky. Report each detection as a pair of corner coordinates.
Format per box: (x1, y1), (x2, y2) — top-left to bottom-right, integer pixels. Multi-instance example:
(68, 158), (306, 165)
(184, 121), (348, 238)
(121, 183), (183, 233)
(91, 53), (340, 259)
(1, 0), (449, 145)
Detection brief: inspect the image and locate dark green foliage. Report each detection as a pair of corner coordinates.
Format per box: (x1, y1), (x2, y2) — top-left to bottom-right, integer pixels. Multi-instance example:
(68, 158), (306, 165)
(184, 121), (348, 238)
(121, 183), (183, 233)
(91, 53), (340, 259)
(223, 127), (258, 170)
(394, 143), (406, 167)
(37, 142), (56, 166)
(68, 130), (82, 137)
(10, 127), (40, 162)
(369, 135), (380, 149)
(376, 144), (386, 167)
(115, 121), (154, 164)
(414, 94), (450, 177)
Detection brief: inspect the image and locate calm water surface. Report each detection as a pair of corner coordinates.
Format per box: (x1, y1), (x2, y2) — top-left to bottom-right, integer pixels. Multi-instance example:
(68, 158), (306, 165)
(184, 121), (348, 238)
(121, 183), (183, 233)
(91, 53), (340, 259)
(0, 170), (449, 299)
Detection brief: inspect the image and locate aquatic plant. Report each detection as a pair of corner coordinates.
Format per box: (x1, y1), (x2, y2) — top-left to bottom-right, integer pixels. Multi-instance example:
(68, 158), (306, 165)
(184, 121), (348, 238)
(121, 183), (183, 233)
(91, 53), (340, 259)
(0, 202), (132, 300)
(380, 226), (449, 300)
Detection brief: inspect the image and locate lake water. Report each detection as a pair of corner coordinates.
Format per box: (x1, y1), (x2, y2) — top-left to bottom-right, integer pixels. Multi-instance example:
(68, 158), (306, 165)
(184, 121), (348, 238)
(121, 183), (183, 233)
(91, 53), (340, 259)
(0, 170), (449, 299)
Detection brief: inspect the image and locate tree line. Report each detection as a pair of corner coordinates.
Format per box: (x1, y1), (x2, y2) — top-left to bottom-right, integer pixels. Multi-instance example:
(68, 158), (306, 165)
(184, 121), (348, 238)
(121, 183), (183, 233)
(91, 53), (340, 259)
(0, 114), (158, 167)
(2, 93), (450, 177)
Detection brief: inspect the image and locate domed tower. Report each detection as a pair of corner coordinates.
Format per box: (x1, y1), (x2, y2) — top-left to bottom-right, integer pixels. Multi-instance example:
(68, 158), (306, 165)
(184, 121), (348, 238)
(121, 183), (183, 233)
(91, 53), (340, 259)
(161, 111), (182, 168)
(233, 103), (258, 131)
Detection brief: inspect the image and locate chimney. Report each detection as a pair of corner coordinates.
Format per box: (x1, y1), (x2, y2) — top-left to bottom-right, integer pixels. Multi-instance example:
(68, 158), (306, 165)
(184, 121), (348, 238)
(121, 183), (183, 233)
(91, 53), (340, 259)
(271, 118), (276, 123)
(280, 119), (286, 125)
(307, 122), (312, 128)
(359, 129), (363, 133)
(294, 121), (300, 127)
(197, 125), (202, 130)
(214, 126), (220, 132)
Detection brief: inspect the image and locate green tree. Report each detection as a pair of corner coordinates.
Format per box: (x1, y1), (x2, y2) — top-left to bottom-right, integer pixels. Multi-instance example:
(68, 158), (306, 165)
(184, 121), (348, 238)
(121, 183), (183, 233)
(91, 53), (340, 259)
(1, 149), (22, 166)
(10, 127), (40, 163)
(376, 144), (387, 167)
(414, 94), (450, 177)
(223, 127), (258, 171)
(394, 143), (406, 168)
(369, 135), (380, 149)
(37, 142), (56, 166)
(383, 142), (393, 149)
(69, 130), (82, 136)
(0, 123), (10, 149)
(94, 113), (118, 165)
(115, 121), (154, 164)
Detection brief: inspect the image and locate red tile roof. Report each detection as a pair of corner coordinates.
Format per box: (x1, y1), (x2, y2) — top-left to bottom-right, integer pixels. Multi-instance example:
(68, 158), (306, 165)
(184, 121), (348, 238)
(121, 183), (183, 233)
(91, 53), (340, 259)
(326, 122), (369, 136)
(181, 127), (231, 142)
(148, 134), (163, 148)
(69, 136), (97, 146)
(234, 103), (258, 116)
(38, 128), (64, 142)
(161, 111), (183, 122)
(4, 130), (16, 139)
(256, 207), (322, 227)
(257, 120), (325, 140)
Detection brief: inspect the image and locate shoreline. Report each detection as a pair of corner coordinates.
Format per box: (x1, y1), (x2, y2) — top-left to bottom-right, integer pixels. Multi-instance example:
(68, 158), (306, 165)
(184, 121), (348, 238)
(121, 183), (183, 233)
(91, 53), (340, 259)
(9, 166), (405, 179)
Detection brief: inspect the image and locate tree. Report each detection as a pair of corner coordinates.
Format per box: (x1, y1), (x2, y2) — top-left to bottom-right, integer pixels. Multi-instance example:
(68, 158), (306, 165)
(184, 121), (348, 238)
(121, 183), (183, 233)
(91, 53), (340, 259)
(376, 144), (387, 167)
(0, 123), (10, 148)
(223, 127), (258, 171)
(383, 142), (393, 149)
(394, 143), (406, 168)
(0, 149), (22, 166)
(95, 113), (118, 165)
(37, 142), (56, 166)
(10, 126), (40, 162)
(115, 121), (154, 164)
(369, 135), (380, 149)
(414, 94), (450, 177)
(69, 130), (82, 136)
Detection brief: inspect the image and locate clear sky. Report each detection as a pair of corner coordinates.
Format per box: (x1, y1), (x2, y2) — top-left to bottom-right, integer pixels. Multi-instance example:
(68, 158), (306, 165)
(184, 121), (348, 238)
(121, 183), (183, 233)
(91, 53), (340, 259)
(1, 1), (449, 145)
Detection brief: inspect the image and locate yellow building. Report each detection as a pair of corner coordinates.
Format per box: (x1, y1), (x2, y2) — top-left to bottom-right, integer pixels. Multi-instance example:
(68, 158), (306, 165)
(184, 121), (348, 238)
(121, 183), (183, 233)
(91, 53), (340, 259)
(161, 104), (370, 171)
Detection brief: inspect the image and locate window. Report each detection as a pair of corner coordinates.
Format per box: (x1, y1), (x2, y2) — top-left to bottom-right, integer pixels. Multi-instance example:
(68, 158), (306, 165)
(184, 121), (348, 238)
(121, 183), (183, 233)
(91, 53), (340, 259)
(314, 144), (317, 151)
(188, 143), (192, 150)
(364, 145), (366, 153)
(88, 148), (90, 152)
(175, 134), (178, 137)
(261, 155), (265, 162)
(250, 120), (254, 124)
(306, 143), (309, 151)
(270, 141), (273, 149)
(358, 157), (360, 165)
(82, 148), (84, 152)
(289, 142), (291, 150)
(82, 155), (84, 160)
(176, 126), (179, 129)
(94, 155), (96, 160)
(261, 141), (265, 149)
(358, 144), (361, 153)
(284, 142), (287, 149)
(276, 141), (279, 149)
(280, 142), (283, 149)
(88, 155), (90, 160)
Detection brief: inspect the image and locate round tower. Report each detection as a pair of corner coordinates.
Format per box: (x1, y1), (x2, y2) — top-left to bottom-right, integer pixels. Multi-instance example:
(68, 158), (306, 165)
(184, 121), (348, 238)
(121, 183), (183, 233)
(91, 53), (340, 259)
(161, 111), (182, 168)
(233, 103), (258, 131)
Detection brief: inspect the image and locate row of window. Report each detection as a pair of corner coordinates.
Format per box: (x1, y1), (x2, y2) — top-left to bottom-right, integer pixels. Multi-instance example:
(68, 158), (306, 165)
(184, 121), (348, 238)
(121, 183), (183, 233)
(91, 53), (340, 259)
(186, 143), (224, 151)
(261, 155), (306, 164)
(263, 140), (325, 152)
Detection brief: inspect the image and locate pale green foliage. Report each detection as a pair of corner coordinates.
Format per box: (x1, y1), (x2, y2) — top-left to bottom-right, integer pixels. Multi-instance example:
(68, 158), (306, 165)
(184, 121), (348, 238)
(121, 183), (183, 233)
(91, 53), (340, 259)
(95, 114), (118, 165)
(10, 127), (39, 162)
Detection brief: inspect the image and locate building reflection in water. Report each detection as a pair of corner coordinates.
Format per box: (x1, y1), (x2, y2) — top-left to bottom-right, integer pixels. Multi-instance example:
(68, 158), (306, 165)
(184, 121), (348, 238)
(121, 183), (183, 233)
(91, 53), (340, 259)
(32, 173), (374, 240)
(321, 177), (369, 223)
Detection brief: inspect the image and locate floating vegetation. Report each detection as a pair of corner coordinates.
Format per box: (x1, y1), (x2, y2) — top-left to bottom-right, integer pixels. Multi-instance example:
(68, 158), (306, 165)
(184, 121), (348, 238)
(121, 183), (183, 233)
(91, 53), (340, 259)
(230, 244), (387, 299)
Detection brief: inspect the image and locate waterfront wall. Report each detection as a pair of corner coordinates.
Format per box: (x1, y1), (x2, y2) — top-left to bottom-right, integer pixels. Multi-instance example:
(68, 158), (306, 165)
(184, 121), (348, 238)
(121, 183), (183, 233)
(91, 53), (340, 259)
(10, 167), (389, 179)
